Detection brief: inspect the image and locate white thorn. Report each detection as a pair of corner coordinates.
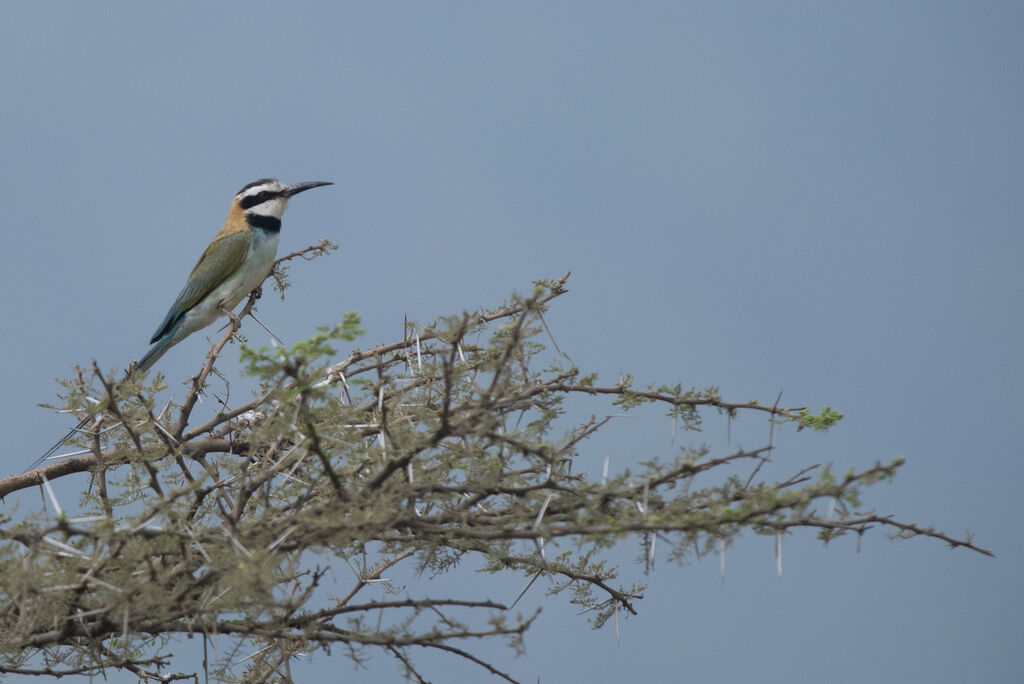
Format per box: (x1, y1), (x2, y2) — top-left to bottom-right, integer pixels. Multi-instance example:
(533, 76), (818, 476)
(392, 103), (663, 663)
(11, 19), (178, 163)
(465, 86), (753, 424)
(533, 493), (554, 530)
(267, 526), (298, 551)
(186, 526), (214, 564)
(46, 449), (92, 461)
(275, 471), (309, 487)
(283, 448), (312, 480)
(220, 524), (253, 558)
(84, 575), (123, 593)
(205, 587), (232, 610)
(236, 644), (273, 665)
(41, 474), (63, 516)
(41, 536), (88, 558)
(248, 311), (283, 347)
(66, 515), (109, 524)
(67, 607), (109, 621)
(152, 420), (178, 443)
(132, 519), (163, 533)
(775, 532), (783, 579)
(509, 570), (542, 610)
(157, 396), (175, 421)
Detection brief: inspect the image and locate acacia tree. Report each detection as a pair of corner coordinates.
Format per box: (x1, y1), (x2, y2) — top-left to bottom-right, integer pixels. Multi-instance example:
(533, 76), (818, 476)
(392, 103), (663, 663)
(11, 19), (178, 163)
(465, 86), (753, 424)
(0, 245), (990, 682)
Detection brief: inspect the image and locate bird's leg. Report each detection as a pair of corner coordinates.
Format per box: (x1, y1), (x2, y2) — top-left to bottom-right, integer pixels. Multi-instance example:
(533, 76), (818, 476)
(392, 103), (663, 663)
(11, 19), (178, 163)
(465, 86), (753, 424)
(219, 305), (244, 330)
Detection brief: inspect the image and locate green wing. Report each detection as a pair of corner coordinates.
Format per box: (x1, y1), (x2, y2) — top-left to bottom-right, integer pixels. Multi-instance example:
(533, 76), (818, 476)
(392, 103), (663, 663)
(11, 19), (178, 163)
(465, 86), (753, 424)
(149, 231), (251, 343)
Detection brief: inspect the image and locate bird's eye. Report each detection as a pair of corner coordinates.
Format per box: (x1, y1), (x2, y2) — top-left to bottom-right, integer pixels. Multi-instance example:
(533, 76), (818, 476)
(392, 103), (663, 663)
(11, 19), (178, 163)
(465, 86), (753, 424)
(258, 191), (270, 200)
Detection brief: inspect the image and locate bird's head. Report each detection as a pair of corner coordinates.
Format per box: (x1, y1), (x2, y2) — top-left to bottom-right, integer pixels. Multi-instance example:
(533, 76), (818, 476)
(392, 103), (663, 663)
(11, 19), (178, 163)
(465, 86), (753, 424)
(234, 178), (333, 222)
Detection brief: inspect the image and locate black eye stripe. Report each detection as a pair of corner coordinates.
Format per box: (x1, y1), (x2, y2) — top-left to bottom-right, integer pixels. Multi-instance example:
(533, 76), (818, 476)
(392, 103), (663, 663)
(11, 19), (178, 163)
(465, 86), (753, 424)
(238, 190), (281, 210)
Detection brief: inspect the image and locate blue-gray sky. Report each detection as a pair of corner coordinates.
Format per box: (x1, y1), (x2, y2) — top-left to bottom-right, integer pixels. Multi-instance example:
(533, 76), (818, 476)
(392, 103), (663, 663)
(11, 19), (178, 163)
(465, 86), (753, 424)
(1, 2), (1021, 682)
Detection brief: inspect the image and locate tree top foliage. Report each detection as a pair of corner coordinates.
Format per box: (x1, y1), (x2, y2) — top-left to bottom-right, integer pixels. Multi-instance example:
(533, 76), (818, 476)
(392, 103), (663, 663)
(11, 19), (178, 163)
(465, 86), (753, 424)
(0, 245), (990, 683)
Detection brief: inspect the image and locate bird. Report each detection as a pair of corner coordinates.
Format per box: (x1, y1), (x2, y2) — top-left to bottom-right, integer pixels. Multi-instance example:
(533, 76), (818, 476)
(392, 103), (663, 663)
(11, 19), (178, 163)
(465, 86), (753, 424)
(31, 178), (332, 471)
(136, 178), (332, 372)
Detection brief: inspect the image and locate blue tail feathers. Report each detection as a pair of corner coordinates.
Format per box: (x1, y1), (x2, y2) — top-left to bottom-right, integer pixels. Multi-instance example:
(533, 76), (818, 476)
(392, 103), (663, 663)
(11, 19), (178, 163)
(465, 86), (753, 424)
(136, 335), (175, 374)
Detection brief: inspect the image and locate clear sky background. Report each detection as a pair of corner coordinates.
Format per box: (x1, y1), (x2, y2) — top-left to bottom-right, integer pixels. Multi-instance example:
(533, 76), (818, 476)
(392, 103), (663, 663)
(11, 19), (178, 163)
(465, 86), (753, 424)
(1, 2), (1021, 682)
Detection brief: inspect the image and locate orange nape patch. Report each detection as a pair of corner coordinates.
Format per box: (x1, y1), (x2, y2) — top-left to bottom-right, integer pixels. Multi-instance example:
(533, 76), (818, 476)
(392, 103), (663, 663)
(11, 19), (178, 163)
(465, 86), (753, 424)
(212, 201), (250, 240)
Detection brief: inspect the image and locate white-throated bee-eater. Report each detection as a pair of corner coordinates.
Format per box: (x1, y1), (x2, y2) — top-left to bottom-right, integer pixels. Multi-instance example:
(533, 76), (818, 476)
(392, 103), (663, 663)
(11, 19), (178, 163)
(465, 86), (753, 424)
(136, 178), (332, 371)
(31, 178), (331, 471)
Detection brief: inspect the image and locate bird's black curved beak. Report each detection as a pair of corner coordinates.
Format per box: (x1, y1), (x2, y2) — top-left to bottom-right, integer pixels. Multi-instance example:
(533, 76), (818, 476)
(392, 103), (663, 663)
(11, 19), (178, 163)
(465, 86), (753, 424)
(284, 181), (333, 197)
